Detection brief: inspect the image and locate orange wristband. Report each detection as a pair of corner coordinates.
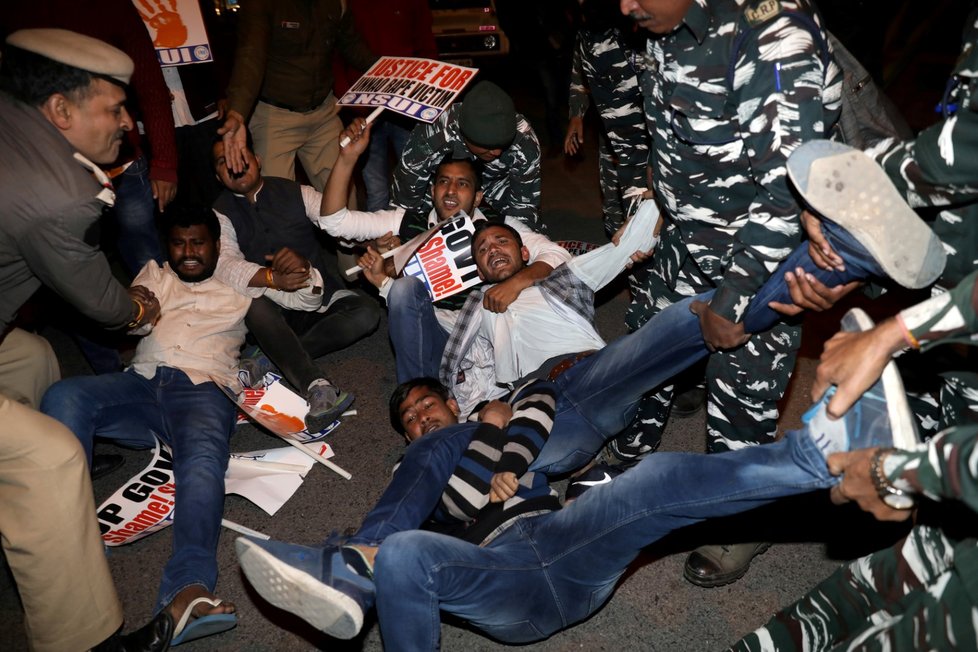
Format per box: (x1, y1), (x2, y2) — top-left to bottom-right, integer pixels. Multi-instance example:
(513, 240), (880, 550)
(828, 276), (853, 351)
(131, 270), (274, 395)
(895, 314), (920, 349)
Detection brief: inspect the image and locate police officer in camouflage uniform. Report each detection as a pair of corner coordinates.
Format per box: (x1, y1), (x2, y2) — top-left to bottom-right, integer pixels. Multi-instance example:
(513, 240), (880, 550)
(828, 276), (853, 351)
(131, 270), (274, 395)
(617, 0), (842, 586)
(803, 6), (978, 438)
(731, 268), (978, 651)
(732, 13), (978, 645)
(565, 0), (648, 237)
(391, 81), (544, 230)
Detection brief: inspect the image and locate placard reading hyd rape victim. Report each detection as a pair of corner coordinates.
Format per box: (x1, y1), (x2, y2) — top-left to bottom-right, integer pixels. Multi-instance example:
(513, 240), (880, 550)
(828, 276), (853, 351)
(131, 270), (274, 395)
(338, 56), (478, 122)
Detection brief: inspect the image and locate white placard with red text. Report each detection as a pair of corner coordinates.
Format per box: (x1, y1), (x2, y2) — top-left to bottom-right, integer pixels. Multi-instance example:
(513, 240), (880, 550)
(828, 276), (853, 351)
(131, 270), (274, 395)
(402, 215), (481, 301)
(338, 56), (477, 122)
(96, 439), (332, 546)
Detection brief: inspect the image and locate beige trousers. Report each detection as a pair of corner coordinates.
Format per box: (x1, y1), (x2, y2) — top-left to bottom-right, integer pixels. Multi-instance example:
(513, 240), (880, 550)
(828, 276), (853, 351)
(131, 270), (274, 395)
(0, 329), (60, 408)
(250, 94), (343, 192)
(0, 394), (123, 651)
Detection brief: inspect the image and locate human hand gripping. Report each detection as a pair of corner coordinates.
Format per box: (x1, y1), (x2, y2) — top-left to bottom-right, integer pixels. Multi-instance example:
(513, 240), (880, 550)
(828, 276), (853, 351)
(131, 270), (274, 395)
(826, 449), (913, 522)
(129, 285), (161, 326)
(811, 318), (906, 418)
(356, 246), (389, 289)
(689, 301), (750, 351)
(802, 210), (845, 272)
(339, 118), (372, 161)
(768, 267), (862, 316)
(265, 248), (311, 291)
(490, 472), (519, 503)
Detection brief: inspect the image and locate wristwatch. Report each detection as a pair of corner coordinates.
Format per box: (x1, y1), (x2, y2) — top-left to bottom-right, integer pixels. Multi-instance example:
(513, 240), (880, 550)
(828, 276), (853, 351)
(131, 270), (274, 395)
(870, 447), (915, 510)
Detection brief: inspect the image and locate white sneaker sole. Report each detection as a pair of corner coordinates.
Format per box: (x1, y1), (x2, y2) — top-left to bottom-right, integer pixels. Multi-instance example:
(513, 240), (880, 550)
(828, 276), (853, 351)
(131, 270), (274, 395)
(235, 538), (363, 639)
(788, 143), (945, 289)
(840, 308), (920, 451)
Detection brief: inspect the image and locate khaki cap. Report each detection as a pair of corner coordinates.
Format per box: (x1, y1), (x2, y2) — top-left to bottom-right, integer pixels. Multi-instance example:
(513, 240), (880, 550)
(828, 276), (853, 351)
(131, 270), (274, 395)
(6, 28), (134, 84)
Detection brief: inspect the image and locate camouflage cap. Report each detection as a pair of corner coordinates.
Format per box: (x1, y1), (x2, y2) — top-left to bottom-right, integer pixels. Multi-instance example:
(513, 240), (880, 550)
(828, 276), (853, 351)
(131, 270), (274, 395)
(6, 28), (134, 85)
(459, 81), (517, 149)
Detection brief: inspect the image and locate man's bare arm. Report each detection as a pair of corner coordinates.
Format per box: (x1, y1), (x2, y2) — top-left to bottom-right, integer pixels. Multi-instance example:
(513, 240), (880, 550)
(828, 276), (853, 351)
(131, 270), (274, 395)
(321, 118), (371, 216)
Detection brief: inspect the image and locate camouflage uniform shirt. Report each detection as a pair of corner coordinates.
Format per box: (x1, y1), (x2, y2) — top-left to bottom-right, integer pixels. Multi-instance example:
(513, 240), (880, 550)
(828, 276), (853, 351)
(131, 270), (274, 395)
(391, 104), (542, 229)
(641, 0), (842, 322)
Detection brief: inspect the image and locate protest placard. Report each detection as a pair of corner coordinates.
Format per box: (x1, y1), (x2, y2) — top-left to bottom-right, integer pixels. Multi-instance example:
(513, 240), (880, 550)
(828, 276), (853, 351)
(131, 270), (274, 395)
(97, 440), (328, 546)
(337, 56), (477, 123)
(221, 373), (351, 479)
(97, 439), (176, 546)
(133, 0), (213, 66)
(402, 215), (481, 301)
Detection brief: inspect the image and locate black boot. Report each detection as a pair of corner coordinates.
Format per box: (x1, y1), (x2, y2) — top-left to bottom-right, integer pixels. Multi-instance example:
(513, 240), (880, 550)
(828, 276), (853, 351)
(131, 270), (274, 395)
(91, 612), (173, 652)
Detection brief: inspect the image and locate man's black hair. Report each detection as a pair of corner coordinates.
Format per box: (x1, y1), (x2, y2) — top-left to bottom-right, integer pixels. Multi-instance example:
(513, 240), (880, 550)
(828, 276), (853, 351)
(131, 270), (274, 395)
(0, 45), (118, 107)
(388, 377), (451, 433)
(435, 153), (484, 192)
(470, 219), (524, 258)
(161, 204), (221, 242)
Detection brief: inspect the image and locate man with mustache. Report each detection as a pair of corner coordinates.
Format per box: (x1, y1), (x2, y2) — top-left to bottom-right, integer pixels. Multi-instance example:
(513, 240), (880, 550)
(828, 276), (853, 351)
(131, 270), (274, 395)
(39, 207), (319, 647)
(391, 80), (544, 229)
(321, 117), (570, 383)
(0, 27), (175, 652)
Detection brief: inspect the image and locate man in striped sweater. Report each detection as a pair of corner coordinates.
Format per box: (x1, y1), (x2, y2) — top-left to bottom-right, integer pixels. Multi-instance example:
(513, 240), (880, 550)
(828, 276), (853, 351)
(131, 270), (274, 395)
(234, 355), (911, 648)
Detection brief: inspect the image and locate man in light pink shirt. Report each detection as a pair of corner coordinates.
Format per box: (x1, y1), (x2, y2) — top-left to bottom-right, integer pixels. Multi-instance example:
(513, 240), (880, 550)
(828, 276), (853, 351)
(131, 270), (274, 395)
(39, 207), (316, 647)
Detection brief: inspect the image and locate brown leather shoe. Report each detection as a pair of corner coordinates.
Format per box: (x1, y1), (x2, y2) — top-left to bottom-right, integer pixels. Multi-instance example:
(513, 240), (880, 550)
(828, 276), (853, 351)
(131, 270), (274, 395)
(683, 542), (771, 588)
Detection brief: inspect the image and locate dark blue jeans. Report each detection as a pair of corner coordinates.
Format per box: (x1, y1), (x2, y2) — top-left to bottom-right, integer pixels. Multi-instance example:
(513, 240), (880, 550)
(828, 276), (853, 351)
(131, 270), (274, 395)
(40, 367), (235, 611)
(532, 222), (884, 474)
(387, 276), (449, 383)
(351, 223), (887, 545)
(362, 119), (411, 212)
(371, 429), (834, 650)
(112, 156), (163, 276)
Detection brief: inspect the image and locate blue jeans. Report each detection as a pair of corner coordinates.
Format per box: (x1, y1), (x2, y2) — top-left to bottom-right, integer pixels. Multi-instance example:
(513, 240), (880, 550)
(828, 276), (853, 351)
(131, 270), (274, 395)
(40, 367), (235, 611)
(387, 276), (449, 383)
(371, 429), (834, 649)
(112, 156), (163, 276)
(362, 119), (411, 211)
(531, 222), (885, 474)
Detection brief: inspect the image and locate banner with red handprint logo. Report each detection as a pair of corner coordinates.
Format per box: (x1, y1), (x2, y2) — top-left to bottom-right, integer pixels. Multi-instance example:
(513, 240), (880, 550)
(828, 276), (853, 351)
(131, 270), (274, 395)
(133, 0), (213, 66)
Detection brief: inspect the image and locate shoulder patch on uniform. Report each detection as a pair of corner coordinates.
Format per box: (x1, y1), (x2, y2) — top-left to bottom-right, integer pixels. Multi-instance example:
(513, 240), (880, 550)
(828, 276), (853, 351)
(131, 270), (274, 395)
(744, 0), (783, 26)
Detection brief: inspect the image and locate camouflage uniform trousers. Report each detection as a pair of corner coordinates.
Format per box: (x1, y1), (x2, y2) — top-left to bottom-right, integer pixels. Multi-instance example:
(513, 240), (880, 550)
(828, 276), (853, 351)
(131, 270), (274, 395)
(593, 132), (647, 240)
(729, 503), (978, 650)
(614, 237), (801, 457)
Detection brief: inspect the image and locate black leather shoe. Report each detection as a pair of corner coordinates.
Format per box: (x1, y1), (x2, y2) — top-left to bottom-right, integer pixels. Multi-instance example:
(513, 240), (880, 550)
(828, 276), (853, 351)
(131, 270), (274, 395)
(671, 387), (706, 418)
(91, 454), (125, 480)
(683, 542), (771, 588)
(92, 611), (173, 652)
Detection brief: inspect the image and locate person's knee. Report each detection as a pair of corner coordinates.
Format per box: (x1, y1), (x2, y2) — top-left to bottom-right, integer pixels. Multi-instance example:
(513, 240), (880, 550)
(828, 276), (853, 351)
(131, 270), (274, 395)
(388, 276), (426, 307)
(0, 329), (60, 406)
(346, 296), (382, 335)
(374, 532), (430, 592)
(2, 396), (87, 470)
(39, 379), (87, 424)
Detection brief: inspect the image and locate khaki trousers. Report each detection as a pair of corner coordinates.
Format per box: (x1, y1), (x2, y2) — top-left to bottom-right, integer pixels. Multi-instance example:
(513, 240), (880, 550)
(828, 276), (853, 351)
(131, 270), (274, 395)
(0, 394), (123, 651)
(0, 329), (60, 408)
(250, 95), (343, 192)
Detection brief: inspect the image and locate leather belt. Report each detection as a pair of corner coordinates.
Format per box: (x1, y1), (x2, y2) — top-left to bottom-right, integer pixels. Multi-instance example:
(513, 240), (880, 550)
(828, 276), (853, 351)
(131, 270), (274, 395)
(259, 96), (322, 113)
(547, 350), (596, 381)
